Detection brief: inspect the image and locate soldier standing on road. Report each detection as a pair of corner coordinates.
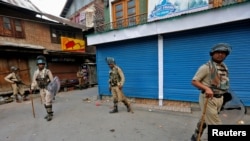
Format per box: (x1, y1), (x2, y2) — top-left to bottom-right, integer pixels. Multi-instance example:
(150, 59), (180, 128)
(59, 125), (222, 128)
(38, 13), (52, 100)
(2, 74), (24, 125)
(4, 66), (28, 103)
(190, 43), (232, 141)
(30, 55), (54, 121)
(76, 66), (84, 89)
(82, 65), (89, 87)
(106, 57), (131, 113)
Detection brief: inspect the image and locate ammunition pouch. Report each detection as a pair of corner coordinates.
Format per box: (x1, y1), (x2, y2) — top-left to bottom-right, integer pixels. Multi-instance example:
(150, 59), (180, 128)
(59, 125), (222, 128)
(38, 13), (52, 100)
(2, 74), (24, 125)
(36, 78), (49, 89)
(213, 94), (223, 98)
(110, 81), (118, 87)
(110, 84), (117, 87)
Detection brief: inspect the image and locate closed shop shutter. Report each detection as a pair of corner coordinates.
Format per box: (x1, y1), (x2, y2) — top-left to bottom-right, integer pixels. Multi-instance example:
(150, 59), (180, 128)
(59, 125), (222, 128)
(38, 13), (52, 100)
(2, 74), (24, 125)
(0, 54), (30, 95)
(97, 36), (158, 98)
(163, 19), (250, 106)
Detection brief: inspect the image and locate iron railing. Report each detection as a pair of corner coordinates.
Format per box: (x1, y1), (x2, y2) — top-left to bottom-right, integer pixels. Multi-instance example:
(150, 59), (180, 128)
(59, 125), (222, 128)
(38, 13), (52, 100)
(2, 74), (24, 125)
(94, 13), (148, 33)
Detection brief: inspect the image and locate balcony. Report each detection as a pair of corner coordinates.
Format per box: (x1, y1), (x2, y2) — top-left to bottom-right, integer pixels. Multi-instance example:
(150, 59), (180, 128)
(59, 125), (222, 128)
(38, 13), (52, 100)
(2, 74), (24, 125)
(94, 13), (147, 33)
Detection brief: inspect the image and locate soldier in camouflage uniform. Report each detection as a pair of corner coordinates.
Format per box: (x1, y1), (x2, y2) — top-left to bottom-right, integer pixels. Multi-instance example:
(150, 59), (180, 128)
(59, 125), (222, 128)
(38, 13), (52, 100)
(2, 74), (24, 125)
(76, 66), (84, 89)
(30, 55), (54, 121)
(4, 66), (28, 103)
(190, 43), (232, 141)
(106, 57), (131, 113)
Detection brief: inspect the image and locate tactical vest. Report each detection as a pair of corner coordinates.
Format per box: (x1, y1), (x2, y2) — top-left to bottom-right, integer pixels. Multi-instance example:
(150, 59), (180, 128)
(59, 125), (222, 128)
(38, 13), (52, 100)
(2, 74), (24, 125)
(36, 69), (50, 89)
(109, 67), (121, 86)
(208, 61), (229, 93)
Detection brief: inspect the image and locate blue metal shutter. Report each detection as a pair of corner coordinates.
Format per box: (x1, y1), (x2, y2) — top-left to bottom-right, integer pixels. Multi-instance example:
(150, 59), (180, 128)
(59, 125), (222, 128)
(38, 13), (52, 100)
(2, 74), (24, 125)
(163, 19), (250, 106)
(96, 36), (158, 99)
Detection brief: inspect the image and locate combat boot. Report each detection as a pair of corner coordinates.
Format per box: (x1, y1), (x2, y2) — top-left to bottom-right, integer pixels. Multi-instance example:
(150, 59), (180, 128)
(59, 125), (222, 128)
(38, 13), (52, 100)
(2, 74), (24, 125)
(46, 114), (53, 121)
(125, 103), (131, 112)
(109, 105), (118, 113)
(122, 100), (131, 112)
(45, 105), (54, 121)
(190, 134), (199, 141)
(79, 85), (83, 90)
(23, 95), (29, 101)
(16, 99), (21, 103)
(190, 121), (206, 141)
(44, 113), (54, 119)
(15, 95), (21, 103)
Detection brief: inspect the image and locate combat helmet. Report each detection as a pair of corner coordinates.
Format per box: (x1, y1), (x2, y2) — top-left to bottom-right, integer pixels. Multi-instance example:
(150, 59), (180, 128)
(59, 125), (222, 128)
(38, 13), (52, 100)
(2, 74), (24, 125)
(210, 43), (232, 56)
(36, 55), (46, 65)
(106, 57), (115, 64)
(10, 66), (19, 72)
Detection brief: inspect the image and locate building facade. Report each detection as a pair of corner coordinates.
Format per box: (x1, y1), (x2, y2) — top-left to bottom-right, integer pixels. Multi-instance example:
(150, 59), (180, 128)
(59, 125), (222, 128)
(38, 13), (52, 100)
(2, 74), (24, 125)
(0, 0), (94, 95)
(87, 0), (250, 106)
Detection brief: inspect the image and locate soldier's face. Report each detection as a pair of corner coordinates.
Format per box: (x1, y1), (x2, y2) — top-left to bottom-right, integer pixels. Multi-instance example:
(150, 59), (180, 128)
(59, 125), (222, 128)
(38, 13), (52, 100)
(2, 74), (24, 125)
(108, 64), (114, 68)
(38, 63), (45, 70)
(14, 70), (19, 74)
(212, 51), (227, 63)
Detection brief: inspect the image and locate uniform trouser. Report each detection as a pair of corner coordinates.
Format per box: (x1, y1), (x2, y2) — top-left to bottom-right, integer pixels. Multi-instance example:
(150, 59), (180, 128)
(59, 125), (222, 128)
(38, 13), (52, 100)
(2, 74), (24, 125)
(110, 86), (130, 106)
(199, 93), (223, 125)
(192, 94), (224, 139)
(11, 84), (25, 96)
(40, 88), (53, 106)
(78, 78), (84, 86)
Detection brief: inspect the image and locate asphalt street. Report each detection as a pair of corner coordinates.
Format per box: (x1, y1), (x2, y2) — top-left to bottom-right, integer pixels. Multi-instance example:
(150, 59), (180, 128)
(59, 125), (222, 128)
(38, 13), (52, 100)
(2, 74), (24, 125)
(0, 86), (249, 141)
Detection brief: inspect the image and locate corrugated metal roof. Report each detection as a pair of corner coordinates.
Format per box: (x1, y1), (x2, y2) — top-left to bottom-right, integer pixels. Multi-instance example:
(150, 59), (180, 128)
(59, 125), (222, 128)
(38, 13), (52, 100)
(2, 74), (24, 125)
(0, 0), (42, 13)
(0, 41), (45, 50)
(0, 0), (88, 31)
(60, 0), (73, 17)
(42, 13), (87, 30)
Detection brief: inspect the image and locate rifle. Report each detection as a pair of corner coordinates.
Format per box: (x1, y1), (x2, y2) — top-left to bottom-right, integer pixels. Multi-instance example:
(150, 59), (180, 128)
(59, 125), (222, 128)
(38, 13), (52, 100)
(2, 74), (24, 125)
(14, 80), (29, 86)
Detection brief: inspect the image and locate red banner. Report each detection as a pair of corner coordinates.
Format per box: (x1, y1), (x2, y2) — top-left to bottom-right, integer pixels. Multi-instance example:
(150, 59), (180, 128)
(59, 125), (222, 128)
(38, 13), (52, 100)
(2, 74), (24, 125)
(61, 37), (85, 51)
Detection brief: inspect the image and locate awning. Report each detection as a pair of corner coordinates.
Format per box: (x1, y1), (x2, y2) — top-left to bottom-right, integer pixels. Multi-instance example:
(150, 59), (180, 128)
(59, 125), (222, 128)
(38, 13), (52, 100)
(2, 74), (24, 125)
(46, 50), (95, 57)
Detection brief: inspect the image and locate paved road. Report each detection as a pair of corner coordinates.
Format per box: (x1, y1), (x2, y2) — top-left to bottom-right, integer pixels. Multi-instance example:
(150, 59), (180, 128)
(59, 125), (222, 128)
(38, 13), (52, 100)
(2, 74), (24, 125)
(0, 86), (249, 141)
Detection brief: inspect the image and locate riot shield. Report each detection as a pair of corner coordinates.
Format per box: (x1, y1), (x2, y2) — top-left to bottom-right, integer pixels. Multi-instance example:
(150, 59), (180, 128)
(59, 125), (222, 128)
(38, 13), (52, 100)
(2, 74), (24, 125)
(47, 76), (61, 96)
(219, 89), (246, 124)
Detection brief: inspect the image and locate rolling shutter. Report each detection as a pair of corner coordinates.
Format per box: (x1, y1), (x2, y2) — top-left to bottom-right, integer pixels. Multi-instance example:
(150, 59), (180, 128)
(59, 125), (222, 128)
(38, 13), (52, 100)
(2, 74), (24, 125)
(163, 19), (250, 106)
(97, 36), (158, 98)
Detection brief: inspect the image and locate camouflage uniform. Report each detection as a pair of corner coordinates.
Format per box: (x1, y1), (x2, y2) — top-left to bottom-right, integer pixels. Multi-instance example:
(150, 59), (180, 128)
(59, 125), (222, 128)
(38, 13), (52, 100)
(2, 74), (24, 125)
(76, 68), (84, 89)
(106, 57), (131, 113)
(4, 67), (27, 103)
(31, 55), (54, 121)
(191, 43), (231, 141)
(31, 68), (54, 105)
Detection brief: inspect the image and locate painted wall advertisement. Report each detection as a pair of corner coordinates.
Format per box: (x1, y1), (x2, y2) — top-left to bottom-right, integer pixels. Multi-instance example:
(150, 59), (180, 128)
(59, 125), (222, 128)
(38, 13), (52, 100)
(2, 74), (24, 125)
(61, 37), (85, 52)
(148, 0), (209, 22)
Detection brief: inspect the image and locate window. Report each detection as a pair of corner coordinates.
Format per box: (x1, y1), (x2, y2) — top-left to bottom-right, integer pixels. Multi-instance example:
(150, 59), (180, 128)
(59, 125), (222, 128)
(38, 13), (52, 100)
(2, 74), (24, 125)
(0, 16), (25, 38)
(112, 0), (138, 29)
(4, 17), (11, 30)
(127, 0), (136, 25)
(114, 3), (124, 28)
(14, 19), (25, 38)
(2, 17), (13, 36)
(50, 28), (76, 44)
(75, 13), (80, 23)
